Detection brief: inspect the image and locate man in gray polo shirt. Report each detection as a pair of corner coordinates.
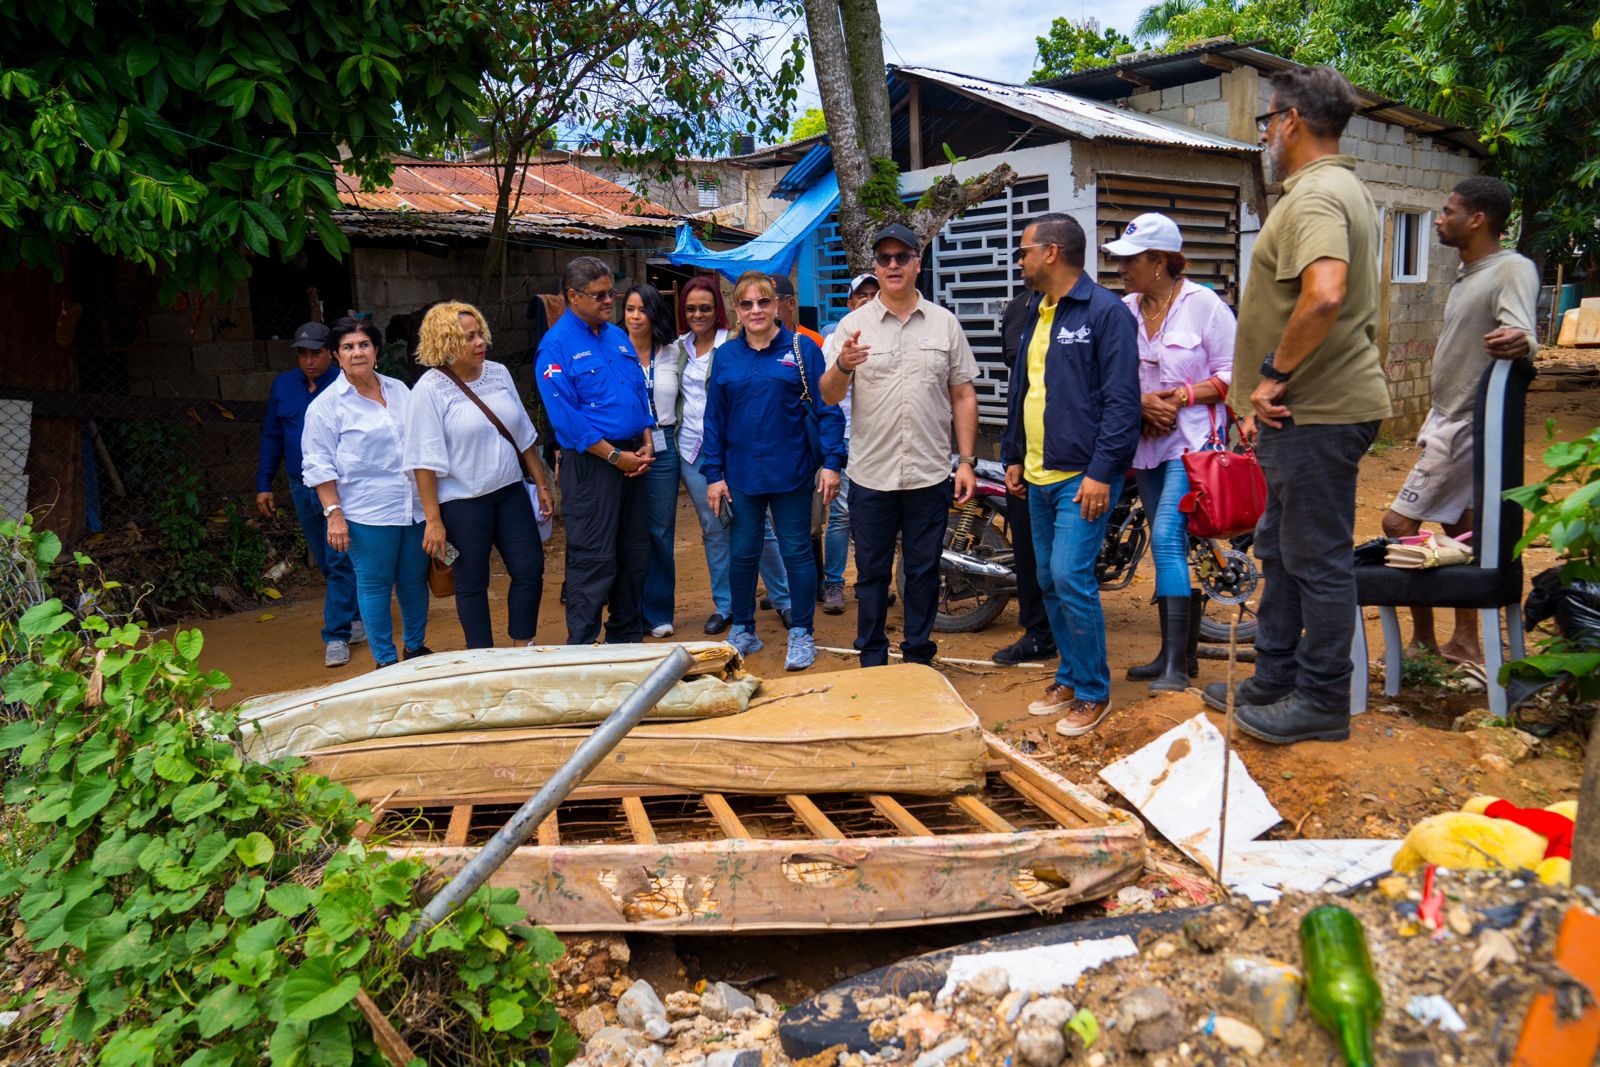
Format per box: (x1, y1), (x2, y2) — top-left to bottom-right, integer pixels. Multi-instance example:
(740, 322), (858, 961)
(821, 224), (980, 667)
(1381, 176), (1536, 664)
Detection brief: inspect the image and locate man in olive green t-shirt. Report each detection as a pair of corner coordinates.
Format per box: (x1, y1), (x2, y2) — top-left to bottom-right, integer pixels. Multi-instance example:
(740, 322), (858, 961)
(1206, 65), (1389, 745)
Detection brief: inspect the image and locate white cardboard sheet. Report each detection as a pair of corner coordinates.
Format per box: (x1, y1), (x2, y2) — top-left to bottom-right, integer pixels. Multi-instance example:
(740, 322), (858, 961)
(935, 936), (1139, 1003)
(1221, 839), (1398, 902)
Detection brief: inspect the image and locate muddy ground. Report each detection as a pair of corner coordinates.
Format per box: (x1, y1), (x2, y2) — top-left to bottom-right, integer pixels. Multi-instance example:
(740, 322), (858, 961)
(179, 356), (1596, 1015)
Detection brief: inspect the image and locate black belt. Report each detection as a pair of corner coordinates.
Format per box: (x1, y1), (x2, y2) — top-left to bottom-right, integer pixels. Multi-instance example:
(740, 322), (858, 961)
(613, 434), (645, 451)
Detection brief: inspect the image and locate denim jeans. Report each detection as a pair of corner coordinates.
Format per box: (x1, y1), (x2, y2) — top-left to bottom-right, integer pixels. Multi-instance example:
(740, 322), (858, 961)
(345, 520), (430, 665)
(439, 481), (546, 648)
(288, 481), (357, 645)
(1030, 474), (1121, 702)
(1135, 459), (1193, 598)
(729, 483), (816, 632)
(822, 460), (851, 586)
(1253, 418), (1379, 711)
(641, 427), (681, 629)
(850, 480), (949, 667)
(759, 520), (792, 612)
(679, 450), (732, 616)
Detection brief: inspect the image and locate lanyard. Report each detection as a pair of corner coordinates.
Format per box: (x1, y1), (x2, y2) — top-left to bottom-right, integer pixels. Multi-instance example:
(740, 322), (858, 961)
(642, 349), (657, 420)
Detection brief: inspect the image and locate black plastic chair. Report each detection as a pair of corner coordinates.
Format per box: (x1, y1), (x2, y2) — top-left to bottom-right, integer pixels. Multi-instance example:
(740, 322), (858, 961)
(1350, 357), (1535, 717)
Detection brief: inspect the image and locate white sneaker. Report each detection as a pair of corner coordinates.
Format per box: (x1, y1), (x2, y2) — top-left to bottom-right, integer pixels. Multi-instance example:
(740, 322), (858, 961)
(349, 620), (367, 645)
(650, 623), (675, 638)
(324, 640), (351, 668)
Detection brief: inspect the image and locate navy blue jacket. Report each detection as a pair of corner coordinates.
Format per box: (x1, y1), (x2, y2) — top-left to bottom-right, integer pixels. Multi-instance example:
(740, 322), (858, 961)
(535, 309), (655, 451)
(256, 364), (341, 493)
(700, 326), (846, 494)
(1000, 273), (1141, 485)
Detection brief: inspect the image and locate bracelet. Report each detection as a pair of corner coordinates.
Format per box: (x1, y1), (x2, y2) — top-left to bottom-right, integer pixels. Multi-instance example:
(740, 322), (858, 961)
(1183, 384), (1195, 407)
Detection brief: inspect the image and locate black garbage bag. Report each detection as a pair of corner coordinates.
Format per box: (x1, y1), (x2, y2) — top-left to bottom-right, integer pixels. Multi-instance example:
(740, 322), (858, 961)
(1524, 566), (1600, 650)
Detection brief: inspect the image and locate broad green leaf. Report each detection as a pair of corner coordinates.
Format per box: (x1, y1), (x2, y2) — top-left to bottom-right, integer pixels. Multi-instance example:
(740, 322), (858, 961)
(196, 981), (259, 1038)
(266, 883), (314, 918)
(281, 957), (360, 1022)
(236, 916), (289, 956)
(192, 830), (235, 874)
(172, 781), (225, 822)
(486, 997), (523, 1032)
(307, 1015), (353, 1067)
(176, 629), (204, 661)
(0, 718), (45, 750)
(523, 925), (565, 964)
(236, 831), (275, 866)
(84, 914), (152, 971)
(66, 775), (118, 827)
(126, 40), (161, 78)
(224, 875), (265, 919)
(18, 600), (72, 637)
(153, 749), (199, 784)
(94, 832), (152, 876)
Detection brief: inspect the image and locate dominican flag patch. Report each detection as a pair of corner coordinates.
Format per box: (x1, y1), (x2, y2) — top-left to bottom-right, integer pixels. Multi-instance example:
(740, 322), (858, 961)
(542, 363), (562, 379)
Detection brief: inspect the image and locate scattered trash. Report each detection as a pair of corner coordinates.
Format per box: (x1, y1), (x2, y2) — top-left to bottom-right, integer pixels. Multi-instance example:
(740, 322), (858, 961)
(1219, 954), (1303, 1037)
(1406, 994), (1467, 1032)
(935, 938), (1137, 1003)
(911, 1035), (969, 1067)
(1067, 1008), (1100, 1048)
(1115, 885), (1156, 911)
(1301, 906), (1383, 1067)
(1393, 794), (1579, 885)
(1222, 839), (1399, 903)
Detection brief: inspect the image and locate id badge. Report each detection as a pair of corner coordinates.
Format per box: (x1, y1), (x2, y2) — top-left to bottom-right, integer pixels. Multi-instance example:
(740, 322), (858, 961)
(651, 429), (667, 453)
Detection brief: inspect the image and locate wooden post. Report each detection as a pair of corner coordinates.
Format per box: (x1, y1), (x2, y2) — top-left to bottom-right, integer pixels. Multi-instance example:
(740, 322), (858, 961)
(908, 80), (923, 172)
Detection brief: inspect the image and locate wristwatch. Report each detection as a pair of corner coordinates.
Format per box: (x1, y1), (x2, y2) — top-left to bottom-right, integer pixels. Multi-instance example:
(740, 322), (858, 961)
(957, 455), (977, 468)
(322, 503), (342, 518)
(1258, 353), (1293, 383)
(606, 448), (622, 466)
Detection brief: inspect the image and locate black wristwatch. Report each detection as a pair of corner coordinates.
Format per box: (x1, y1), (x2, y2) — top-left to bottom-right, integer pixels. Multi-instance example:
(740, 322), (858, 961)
(606, 448), (622, 466)
(1259, 353), (1293, 384)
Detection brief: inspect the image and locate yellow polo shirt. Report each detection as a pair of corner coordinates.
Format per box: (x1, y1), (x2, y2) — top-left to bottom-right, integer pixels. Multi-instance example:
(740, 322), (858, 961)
(1023, 298), (1077, 486)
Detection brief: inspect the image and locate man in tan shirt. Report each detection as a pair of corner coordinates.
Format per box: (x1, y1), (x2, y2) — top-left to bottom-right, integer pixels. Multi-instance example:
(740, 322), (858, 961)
(1211, 65), (1388, 745)
(821, 223), (979, 666)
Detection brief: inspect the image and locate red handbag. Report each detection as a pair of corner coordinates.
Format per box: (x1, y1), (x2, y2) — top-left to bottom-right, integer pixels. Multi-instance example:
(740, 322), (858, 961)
(1178, 406), (1267, 538)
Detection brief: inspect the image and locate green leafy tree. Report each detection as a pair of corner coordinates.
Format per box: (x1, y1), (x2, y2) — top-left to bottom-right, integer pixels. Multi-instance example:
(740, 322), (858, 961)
(789, 106), (828, 140)
(1132, 0), (1208, 43)
(0, 0), (493, 300)
(1032, 18), (1138, 81)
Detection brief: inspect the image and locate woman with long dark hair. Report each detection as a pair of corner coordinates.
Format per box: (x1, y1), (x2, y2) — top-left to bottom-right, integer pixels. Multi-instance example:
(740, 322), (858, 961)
(624, 283), (684, 637)
(674, 276), (735, 634)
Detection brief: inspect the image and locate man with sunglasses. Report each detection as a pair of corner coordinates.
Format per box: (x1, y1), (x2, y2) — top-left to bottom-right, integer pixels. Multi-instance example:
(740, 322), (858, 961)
(1217, 66), (1389, 745)
(821, 223), (979, 668)
(535, 256), (657, 644)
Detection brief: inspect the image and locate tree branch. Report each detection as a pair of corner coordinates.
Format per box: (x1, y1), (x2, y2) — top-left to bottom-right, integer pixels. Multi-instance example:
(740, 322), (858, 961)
(906, 163), (1018, 251)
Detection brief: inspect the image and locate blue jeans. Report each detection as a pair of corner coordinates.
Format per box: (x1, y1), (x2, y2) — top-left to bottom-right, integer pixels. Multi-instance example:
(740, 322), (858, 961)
(823, 462), (851, 585)
(288, 481), (358, 645)
(679, 450), (732, 616)
(1030, 474), (1121, 702)
(346, 520), (430, 665)
(729, 483), (815, 632)
(760, 521), (792, 612)
(1135, 460), (1192, 598)
(641, 427), (681, 628)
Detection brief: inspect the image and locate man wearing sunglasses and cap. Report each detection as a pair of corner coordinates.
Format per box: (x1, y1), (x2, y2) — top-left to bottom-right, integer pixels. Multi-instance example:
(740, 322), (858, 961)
(821, 224), (979, 668)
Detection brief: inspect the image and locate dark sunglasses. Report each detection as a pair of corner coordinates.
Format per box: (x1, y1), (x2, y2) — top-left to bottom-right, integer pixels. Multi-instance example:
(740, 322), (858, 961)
(736, 297), (774, 311)
(574, 286), (618, 301)
(873, 251), (916, 267)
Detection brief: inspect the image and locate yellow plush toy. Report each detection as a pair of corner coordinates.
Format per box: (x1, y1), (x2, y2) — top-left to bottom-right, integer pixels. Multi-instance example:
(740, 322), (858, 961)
(1393, 795), (1577, 886)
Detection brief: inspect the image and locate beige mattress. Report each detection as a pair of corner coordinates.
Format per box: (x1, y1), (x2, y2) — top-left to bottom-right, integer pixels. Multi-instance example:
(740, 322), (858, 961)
(305, 663), (987, 799)
(237, 642), (757, 761)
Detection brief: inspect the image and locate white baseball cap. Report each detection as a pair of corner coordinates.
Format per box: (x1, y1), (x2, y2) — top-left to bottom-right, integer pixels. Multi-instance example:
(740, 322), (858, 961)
(848, 272), (879, 296)
(1101, 212), (1182, 256)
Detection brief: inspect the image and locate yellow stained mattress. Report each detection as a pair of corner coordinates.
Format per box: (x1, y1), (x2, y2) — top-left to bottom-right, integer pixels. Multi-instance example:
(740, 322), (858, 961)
(304, 663), (987, 799)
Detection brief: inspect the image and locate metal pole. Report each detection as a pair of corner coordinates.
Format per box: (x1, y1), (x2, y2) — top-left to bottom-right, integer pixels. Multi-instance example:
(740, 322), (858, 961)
(399, 645), (695, 948)
(1215, 616), (1239, 888)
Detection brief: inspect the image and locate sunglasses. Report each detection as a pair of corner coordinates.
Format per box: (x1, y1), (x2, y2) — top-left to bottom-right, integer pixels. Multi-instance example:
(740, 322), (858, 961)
(575, 287), (618, 301)
(736, 297), (774, 311)
(873, 251), (916, 267)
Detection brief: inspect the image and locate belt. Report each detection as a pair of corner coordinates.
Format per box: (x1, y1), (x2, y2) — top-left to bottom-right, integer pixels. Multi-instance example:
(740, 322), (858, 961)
(614, 434), (645, 451)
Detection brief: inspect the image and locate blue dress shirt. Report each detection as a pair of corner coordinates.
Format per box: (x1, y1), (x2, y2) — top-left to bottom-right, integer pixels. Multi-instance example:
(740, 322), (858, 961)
(256, 364), (341, 493)
(534, 310), (655, 452)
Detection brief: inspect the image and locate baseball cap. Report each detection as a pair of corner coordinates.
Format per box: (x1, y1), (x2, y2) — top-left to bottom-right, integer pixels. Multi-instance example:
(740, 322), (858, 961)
(291, 322), (330, 350)
(871, 222), (921, 256)
(1101, 213), (1182, 257)
(769, 274), (798, 298)
(848, 272), (879, 296)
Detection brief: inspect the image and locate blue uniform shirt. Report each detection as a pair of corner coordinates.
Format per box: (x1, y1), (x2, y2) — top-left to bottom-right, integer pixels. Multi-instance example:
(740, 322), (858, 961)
(256, 364), (341, 493)
(700, 326), (845, 495)
(534, 309), (655, 452)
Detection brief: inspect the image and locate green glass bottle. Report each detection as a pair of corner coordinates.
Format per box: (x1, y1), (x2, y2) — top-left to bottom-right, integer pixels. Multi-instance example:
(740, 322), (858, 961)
(1299, 905), (1384, 1067)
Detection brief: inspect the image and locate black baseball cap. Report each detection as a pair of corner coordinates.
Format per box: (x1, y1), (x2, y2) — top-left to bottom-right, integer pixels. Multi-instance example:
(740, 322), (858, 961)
(291, 322), (330, 350)
(769, 273), (798, 298)
(871, 223), (921, 256)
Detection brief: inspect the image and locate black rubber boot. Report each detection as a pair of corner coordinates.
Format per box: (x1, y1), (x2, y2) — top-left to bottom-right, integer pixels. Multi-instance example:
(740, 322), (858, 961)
(1186, 589), (1203, 677)
(1125, 600), (1170, 682)
(1127, 596), (1190, 690)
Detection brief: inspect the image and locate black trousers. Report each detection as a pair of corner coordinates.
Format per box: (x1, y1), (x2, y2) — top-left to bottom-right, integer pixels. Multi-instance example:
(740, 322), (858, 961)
(438, 480), (545, 649)
(560, 445), (650, 645)
(1006, 489), (1051, 640)
(851, 480), (949, 667)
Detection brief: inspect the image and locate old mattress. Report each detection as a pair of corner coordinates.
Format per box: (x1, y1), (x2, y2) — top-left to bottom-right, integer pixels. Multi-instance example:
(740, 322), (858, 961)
(237, 642), (757, 761)
(305, 663), (988, 799)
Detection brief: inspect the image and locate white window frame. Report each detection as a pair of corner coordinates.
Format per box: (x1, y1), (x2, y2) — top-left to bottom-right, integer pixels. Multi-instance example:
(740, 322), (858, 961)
(695, 175), (720, 208)
(1392, 209), (1430, 283)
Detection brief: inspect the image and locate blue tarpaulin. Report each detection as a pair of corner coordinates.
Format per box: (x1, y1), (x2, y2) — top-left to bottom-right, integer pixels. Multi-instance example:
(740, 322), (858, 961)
(667, 175), (838, 282)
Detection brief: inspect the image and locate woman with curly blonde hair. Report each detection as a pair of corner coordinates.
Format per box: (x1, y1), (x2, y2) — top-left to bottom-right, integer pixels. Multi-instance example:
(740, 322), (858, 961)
(403, 301), (554, 648)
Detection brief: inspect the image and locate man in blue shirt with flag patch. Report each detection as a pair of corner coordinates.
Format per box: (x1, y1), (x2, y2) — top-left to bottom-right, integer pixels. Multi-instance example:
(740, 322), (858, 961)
(535, 256), (657, 644)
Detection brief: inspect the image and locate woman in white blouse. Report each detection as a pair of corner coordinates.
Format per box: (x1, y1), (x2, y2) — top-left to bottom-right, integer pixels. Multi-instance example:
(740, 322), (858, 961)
(301, 318), (430, 668)
(625, 283), (683, 638)
(404, 302), (554, 649)
(673, 276), (734, 634)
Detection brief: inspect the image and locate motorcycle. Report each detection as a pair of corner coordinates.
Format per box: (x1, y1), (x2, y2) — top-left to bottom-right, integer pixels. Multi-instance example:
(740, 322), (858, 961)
(899, 460), (1261, 641)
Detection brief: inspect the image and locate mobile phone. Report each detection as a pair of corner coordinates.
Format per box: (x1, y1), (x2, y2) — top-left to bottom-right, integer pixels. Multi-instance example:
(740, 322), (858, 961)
(716, 497), (734, 529)
(440, 542), (460, 567)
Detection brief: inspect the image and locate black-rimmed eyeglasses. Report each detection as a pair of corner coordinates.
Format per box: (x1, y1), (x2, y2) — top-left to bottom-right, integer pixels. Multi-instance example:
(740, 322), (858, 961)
(1255, 107), (1292, 134)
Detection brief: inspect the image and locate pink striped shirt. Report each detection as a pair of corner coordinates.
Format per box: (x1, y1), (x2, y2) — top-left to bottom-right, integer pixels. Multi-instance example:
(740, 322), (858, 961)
(1125, 280), (1237, 469)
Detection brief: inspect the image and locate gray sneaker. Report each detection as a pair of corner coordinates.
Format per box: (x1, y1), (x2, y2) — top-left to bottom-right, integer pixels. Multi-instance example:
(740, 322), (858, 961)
(349, 620), (367, 645)
(822, 582), (846, 615)
(324, 640), (351, 668)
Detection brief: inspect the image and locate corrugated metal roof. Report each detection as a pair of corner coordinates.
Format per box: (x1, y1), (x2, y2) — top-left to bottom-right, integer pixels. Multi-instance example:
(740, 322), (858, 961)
(771, 142), (834, 199)
(893, 66), (1260, 154)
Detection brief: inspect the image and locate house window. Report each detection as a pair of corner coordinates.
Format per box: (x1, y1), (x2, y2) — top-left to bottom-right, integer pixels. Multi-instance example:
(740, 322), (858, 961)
(1392, 210), (1430, 283)
(696, 175), (720, 208)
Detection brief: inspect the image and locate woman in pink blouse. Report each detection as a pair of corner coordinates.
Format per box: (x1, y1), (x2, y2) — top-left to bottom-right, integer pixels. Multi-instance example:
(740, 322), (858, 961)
(1102, 213), (1236, 692)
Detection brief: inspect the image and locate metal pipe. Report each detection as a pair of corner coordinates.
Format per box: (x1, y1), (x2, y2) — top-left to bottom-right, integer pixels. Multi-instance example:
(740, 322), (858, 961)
(399, 644), (695, 948)
(941, 548), (1014, 580)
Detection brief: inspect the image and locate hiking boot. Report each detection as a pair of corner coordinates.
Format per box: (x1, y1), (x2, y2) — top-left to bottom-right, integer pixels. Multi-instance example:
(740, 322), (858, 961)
(1235, 691), (1350, 745)
(403, 644), (433, 660)
(1027, 683), (1075, 716)
(1201, 677), (1295, 713)
(349, 620), (367, 645)
(784, 628), (816, 671)
(727, 626), (763, 657)
(822, 582), (846, 615)
(324, 640), (351, 668)
(1055, 698), (1114, 737)
(993, 631), (1057, 665)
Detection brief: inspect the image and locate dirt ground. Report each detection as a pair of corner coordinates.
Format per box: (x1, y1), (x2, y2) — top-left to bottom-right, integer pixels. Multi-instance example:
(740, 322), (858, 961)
(183, 353), (1597, 1006)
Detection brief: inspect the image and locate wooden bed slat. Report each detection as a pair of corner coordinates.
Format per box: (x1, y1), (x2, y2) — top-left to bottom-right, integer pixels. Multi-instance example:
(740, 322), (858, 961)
(445, 805), (472, 846)
(954, 794), (1017, 834)
(983, 739), (1106, 826)
(785, 795), (844, 839)
(375, 784), (689, 809)
(621, 796), (658, 845)
(537, 812), (560, 847)
(999, 771), (1086, 829)
(869, 794), (935, 837)
(703, 793), (753, 840)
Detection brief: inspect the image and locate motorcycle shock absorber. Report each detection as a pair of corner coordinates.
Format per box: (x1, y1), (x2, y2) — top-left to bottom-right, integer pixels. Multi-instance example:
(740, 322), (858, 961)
(948, 500), (986, 554)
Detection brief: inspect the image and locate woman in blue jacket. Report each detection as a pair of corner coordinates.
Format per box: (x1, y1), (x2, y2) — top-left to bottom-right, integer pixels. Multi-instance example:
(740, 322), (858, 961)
(703, 271), (845, 670)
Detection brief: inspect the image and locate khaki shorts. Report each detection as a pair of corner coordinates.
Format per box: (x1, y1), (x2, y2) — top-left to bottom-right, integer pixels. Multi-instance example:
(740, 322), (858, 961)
(1391, 409), (1474, 524)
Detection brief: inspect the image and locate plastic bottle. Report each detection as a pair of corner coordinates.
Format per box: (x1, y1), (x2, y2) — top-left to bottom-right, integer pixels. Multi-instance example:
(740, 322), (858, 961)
(1299, 905), (1384, 1067)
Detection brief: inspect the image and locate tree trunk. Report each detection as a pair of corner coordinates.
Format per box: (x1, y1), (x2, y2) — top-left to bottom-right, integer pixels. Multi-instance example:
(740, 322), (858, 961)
(1573, 712), (1600, 890)
(802, 0), (875, 273)
(839, 0), (891, 160)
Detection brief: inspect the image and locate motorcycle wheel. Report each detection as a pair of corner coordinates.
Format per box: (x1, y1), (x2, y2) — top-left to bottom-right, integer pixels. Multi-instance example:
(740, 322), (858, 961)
(896, 503), (1013, 633)
(1198, 601), (1259, 644)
